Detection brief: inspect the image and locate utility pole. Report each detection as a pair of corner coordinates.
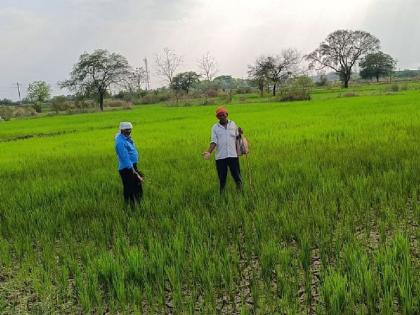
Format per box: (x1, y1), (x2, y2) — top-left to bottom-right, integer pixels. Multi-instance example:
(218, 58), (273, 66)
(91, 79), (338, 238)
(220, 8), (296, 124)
(143, 58), (150, 90)
(16, 82), (21, 104)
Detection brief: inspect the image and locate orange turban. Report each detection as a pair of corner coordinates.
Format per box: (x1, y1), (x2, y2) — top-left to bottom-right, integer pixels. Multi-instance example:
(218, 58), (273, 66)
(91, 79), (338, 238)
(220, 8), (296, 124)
(215, 106), (228, 117)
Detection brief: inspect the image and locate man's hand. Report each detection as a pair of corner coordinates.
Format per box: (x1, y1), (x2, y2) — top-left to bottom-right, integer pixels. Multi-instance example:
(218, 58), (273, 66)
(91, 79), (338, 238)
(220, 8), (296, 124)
(132, 169), (144, 182)
(202, 151), (211, 160)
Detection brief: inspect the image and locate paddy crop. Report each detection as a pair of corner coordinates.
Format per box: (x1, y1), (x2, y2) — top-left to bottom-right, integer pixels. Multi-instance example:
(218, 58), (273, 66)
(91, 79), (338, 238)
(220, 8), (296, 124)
(0, 88), (419, 314)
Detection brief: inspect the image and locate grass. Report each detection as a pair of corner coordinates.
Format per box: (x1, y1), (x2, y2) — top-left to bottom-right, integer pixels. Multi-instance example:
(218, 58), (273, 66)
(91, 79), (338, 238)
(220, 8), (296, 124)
(0, 85), (419, 314)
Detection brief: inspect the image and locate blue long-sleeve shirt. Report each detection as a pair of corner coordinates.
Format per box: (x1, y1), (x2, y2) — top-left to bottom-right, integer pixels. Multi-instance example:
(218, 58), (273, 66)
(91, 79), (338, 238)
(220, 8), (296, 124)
(115, 133), (139, 170)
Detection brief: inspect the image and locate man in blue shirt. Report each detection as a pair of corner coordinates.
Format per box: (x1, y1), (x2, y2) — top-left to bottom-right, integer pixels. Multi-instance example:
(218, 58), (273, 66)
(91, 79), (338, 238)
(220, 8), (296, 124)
(115, 122), (143, 206)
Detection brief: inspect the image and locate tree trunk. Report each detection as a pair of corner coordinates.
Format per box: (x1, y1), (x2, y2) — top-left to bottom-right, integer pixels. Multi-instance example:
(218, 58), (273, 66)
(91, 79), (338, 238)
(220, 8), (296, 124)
(376, 74), (379, 82)
(272, 83), (277, 96)
(99, 92), (104, 111)
(344, 76), (350, 88)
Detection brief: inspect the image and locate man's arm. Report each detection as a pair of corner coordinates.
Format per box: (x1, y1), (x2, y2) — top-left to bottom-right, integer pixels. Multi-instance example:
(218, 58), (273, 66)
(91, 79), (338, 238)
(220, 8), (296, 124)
(203, 127), (217, 160)
(206, 142), (216, 154)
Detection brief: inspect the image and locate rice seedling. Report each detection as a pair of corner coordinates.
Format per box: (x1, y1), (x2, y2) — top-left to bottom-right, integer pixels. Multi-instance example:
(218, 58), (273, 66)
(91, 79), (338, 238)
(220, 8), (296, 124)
(0, 85), (419, 313)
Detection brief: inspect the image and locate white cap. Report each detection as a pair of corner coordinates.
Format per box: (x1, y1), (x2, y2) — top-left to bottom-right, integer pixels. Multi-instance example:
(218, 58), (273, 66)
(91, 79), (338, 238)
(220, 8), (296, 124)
(119, 122), (133, 130)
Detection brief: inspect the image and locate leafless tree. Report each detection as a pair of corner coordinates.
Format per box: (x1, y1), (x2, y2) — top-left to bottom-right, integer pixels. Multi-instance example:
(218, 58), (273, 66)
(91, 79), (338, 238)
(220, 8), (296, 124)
(123, 67), (147, 94)
(154, 48), (183, 85)
(198, 52), (218, 81)
(249, 49), (300, 96)
(248, 56), (269, 96)
(306, 30), (380, 88)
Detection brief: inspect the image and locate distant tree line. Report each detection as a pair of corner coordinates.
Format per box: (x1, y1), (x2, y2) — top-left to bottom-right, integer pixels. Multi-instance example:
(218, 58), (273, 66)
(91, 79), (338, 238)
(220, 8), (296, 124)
(2, 29), (414, 113)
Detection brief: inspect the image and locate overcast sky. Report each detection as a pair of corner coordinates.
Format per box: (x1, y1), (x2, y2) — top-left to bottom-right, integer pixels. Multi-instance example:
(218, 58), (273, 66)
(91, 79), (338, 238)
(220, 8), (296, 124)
(1, 0), (419, 100)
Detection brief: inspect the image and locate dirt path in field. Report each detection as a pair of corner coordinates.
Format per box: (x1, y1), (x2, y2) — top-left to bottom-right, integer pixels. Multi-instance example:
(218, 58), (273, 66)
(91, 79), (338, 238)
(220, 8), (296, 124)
(215, 230), (257, 315)
(406, 198), (419, 265)
(0, 267), (37, 314)
(297, 246), (322, 315)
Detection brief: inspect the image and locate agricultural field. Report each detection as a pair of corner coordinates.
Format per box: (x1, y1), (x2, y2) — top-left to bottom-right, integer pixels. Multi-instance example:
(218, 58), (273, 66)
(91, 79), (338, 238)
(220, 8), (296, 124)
(0, 84), (419, 314)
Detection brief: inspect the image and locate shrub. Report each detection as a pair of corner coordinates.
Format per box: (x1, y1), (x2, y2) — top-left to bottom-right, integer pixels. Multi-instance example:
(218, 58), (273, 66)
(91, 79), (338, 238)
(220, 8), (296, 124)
(104, 99), (131, 108)
(236, 87), (253, 94)
(400, 84), (408, 91)
(32, 102), (42, 113)
(277, 76), (313, 102)
(385, 84), (399, 92)
(139, 93), (170, 104)
(201, 98), (216, 105)
(74, 99), (96, 111)
(13, 106), (36, 117)
(0, 106), (13, 121)
(206, 89), (219, 97)
(316, 74), (329, 87)
(238, 96), (247, 103)
(50, 96), (70, 113)
(339, 92), (358, 98)
(277, 90), (311, 102)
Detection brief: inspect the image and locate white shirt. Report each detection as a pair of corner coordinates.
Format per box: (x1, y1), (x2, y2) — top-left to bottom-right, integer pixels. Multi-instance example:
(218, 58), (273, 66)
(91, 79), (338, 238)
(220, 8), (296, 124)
(211, 120), (238, 160)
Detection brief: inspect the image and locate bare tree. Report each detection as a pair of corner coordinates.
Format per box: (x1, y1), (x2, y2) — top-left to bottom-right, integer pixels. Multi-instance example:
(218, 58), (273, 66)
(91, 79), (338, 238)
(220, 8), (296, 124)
(154, 48), (183, 85)
(123, 67), (147, 94)
(198, 52), (218, 81)
(306, 30), (380, 88)
(248, 56), (269, 96)
(249, 49), (300, 96)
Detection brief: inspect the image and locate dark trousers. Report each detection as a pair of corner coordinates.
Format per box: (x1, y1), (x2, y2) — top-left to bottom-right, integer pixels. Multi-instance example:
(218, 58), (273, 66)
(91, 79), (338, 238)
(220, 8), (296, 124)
(216, 157), (242, 192)
(119, 163), (143, 206)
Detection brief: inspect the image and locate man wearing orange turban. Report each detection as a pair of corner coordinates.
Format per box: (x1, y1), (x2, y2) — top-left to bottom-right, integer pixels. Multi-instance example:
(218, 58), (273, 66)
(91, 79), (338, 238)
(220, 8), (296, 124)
(202, 107), (242, 193)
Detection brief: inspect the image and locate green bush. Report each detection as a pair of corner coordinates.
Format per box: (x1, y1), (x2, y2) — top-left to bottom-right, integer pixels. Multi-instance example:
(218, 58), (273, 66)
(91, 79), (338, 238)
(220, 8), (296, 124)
(13, 106), (37, 117)
(339, 92), (358, 98)
(0, 106), (13, 121)
(385, 84), (399, 92)
(32, 102), (42, 113)
(139, 93), (170, 104)
(104, 99), (132, 108)
(277, 76), (313, 102)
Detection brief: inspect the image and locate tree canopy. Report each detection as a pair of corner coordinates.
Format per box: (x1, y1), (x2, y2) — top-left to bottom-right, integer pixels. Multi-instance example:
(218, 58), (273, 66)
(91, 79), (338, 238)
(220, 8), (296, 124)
(59, 49), (130, 111)
(359, 51), (396, 82)
(170, 72), (200, 94)
(248, 49), (300, 96)
(306, 30), (380, 88)
(27, 81), (50, 103)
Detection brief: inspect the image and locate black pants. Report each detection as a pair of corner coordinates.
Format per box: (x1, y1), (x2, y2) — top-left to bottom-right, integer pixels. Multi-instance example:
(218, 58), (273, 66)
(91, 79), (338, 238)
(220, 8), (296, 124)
(119, 163), (143, 206)
(216, 157), (242, 192)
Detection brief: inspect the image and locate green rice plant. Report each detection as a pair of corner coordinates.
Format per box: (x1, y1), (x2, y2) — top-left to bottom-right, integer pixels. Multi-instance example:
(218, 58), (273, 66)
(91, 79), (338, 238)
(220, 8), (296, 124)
(321, 270), (348, 314)
(260, 239), (278, 282)
(0, 84), (419, 312)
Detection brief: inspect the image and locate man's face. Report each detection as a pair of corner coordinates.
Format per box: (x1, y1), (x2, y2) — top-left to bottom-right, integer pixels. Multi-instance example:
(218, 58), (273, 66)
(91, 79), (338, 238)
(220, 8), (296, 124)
(121, 129), (132, 137)
(217, 112), (228, 124)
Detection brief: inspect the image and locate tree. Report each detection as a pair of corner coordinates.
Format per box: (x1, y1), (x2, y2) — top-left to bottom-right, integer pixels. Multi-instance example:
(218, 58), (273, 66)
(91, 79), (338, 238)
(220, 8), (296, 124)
(59, 49), (130, 111)
(265, 49), (300, 96)
(170, 71), (200, 94)
(248, 56), (269, 96)
(248, 49), (300, 96)
(198, 52), (218, 81)
(27, 81), (50, 103)
(123, 67), (147, 95)
(306, 30), (380, 88)
(359, 51), (396, 82)
(155, 48), (183, 85)
(213, 75), (236, 91)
